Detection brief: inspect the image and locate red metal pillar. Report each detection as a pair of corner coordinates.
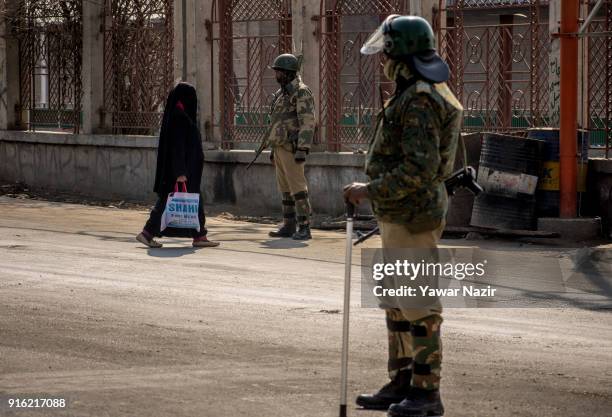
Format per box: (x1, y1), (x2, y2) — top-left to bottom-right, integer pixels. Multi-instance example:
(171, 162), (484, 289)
(559, 0), (578, 218)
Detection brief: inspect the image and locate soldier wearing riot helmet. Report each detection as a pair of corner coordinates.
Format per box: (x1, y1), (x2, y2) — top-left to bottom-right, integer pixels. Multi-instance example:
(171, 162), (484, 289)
(344, 15), (463, 417)
(266, 53), (316, 241)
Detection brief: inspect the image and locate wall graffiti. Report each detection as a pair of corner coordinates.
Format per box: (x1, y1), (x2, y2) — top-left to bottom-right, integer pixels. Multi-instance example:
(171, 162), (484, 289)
(549, 53), (560, 127)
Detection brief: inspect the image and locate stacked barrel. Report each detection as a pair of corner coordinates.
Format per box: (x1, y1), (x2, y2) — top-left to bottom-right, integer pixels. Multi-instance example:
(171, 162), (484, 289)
(470, 133), (546, 230)
(527, 128), (589, 217)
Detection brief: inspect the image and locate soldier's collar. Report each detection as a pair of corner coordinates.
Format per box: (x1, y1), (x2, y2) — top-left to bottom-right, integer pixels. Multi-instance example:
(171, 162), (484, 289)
(395, 75), (419, 93)
(283, 78), (300, 95)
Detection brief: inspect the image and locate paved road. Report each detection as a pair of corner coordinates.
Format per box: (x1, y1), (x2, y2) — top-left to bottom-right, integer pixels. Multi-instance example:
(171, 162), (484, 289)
(0, 197), (610, 417)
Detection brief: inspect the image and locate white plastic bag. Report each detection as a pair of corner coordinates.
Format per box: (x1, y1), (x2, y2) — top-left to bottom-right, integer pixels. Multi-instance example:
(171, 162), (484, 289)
(160, 182), (200, 232)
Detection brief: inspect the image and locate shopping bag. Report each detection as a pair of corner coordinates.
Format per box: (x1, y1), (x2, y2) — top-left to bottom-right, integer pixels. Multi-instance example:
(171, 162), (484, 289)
(160, 182), (200, 232)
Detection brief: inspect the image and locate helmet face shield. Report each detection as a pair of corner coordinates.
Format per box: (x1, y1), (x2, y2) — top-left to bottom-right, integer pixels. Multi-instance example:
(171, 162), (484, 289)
(360, 24), (385, 55)
(360, 14), (399, 55)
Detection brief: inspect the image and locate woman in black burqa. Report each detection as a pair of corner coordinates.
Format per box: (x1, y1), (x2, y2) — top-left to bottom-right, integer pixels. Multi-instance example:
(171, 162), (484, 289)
(136, 82), (219, 248)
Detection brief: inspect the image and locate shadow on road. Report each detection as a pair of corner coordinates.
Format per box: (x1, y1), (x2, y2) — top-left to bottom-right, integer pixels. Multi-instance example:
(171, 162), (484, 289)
(260, 239), (308, 249)
(77, 230), (137, 243)
(146, 247), (197, 257)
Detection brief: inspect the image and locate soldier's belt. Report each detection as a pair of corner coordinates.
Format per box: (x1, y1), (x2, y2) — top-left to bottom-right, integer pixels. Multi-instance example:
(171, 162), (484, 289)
(272, 111), (298, 122)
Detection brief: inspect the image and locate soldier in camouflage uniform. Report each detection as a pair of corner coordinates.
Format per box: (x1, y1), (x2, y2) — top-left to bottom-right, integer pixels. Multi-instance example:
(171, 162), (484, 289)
(267, 54), (316, 241)
(344, 16), (463, 417)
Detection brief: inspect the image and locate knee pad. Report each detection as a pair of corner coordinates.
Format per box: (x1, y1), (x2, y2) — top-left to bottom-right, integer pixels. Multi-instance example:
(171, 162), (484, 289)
(386, 316), (411, 332)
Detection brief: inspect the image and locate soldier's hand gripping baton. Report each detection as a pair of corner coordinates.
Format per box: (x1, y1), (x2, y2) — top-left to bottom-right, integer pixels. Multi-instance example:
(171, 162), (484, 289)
(339, 201), (355, 417)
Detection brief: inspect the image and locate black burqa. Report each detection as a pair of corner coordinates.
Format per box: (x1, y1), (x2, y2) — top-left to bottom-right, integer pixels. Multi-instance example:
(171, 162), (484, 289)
(144, 82), (207, 238)
(153, 82), (204, 195)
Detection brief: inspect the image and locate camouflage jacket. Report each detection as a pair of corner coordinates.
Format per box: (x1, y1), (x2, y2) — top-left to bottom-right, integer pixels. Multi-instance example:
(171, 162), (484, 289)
(365, 78), (463, 232)
(267, 78), (316, 151)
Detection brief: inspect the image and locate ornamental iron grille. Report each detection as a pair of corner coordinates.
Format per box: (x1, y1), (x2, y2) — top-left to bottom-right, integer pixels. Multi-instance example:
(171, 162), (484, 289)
(318, 0), (408, 151)
(586, 0), (612, 157)
(438, 0), (550, 133)
(103, 0), (174, 135)
(210, 0), (292, 148)
(445, 0), (548, 8)
(14, 0), (83, 133)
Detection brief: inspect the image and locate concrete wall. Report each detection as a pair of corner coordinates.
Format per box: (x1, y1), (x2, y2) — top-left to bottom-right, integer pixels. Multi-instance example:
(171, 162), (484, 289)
(0, 130), (485, 222)
(0, 131), (159, 202)
(0, 131), (367, 217)
(2, 131), (611, 232)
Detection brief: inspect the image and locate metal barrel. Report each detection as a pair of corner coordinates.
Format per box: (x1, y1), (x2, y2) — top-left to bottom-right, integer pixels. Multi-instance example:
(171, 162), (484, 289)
(470, 133), (545, 230)
(527, 128), (589, 217)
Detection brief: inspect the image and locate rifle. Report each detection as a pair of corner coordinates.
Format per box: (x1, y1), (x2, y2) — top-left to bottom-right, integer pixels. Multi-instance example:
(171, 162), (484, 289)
(246, 125), (273, 170)
(294, 40), (304, 81)
(353, 166), (483, 246)
(246, 93), (282, 170)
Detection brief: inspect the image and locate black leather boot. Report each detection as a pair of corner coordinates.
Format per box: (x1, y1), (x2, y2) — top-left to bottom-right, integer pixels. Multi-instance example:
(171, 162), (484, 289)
(387, 388), (444, 417)
(292, 224), (312, 240)
(269, 221), (296, 238)
(356, 370), (412, 410)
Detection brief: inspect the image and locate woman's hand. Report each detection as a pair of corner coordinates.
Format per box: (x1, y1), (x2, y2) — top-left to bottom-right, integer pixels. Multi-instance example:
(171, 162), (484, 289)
(176, 175), (187, 183)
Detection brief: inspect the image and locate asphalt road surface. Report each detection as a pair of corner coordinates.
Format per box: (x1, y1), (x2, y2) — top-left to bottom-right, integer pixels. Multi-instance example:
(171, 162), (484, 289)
(0, 197), (611, 417)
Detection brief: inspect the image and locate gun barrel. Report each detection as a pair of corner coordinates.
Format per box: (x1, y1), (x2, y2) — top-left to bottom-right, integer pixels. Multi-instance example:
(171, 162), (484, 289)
(354, 227), (379, 246)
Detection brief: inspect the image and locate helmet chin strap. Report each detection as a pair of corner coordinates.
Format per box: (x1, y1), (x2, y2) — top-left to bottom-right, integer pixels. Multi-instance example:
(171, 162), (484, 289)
(383, 59), (413, 82)
(277, 71), (296, 87)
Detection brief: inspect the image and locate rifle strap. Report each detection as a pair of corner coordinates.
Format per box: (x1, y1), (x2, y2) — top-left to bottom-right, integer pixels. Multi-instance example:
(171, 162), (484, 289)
(272, 111), (298, 120)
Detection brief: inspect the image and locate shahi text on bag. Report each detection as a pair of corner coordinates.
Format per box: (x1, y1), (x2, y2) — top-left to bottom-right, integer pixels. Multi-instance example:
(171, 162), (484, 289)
(167, 202), (198, 213)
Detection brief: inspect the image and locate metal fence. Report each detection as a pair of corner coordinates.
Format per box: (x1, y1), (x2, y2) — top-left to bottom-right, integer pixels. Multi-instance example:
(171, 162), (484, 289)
(14, 0), (83, 133)
(6, 0), (612, 157)
(446, 0), (548, 7)
(314, 0), (552, 150)
(102, 0), (174, 135)
(209, 0), (292, 148)
(438, 0), (550, 134)
(317, 0), (408, 151)
(585, 0), (612, 157)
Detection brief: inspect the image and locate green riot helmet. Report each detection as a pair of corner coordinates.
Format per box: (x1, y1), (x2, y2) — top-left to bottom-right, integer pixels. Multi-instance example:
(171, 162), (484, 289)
(361, 15), (434, 57)
(271, 53), (299, 72)
(361, 15), (449, 83)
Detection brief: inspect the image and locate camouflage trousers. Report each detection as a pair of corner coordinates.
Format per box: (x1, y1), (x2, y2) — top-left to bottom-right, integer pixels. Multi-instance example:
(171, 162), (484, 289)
(273, 145), (312, 226)
(379, 220), (445, 391)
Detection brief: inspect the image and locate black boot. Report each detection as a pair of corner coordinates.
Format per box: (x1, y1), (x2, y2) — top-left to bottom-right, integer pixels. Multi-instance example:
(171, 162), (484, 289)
(387, 388), (444, 417)
(292, 224), (312, 240)
(269, 221), (296, 238)
(356, 370), (412, 410)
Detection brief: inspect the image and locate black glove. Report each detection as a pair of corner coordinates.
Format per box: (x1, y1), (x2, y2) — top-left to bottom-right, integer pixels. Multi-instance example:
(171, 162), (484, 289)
(294, 149), (308, 163)
(269, 149), (275, 162)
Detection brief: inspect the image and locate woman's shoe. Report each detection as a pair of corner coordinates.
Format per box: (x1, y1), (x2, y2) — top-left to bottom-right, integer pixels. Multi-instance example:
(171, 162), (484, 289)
(192, 236), (220, 248)
(136, 232), (163, 248)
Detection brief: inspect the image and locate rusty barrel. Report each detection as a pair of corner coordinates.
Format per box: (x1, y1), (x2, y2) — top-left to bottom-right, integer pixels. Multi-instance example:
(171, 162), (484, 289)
(470, 133), (545, 230)
(527, 128), (589, 217)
